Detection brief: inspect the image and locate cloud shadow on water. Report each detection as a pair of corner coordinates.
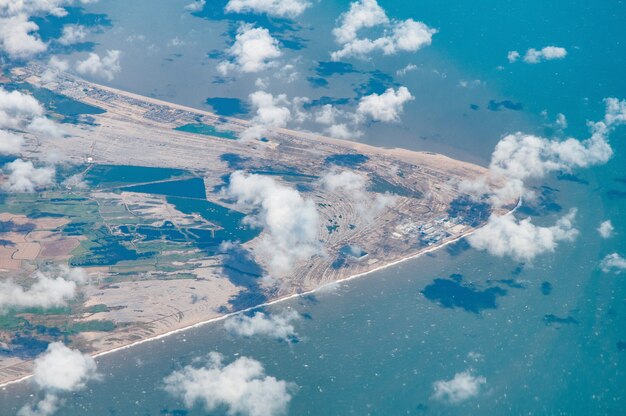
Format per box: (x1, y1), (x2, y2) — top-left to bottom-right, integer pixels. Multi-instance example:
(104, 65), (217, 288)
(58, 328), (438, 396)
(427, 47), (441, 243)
(421, 274), (507, 314)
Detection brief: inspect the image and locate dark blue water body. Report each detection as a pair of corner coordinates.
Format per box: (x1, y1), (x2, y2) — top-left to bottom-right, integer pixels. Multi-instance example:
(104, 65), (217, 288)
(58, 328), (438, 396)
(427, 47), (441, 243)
(205, 97), (249, 116)
(516, 186), (562, 216)
(447, 197), (491, 226)
(69, 225), (153, 267)
(166, 197), (260, 246)
(421, 274), (507, 314)
(31, 6), (112, 42)
(220, 153), (250, 169)
(487, 99), (524, 111)
(118, 222), (187, 243)
(4, 82), (105, 119)
(314, 61), (360, 77)
(543, 314), (579, 326)
(306, 77), (328, 88)
(85, 165), (187, 187)
(0, 337), (49, 360)
(174, 123), (238, 140)
(324, 153), (369, 167)
(121, 177), (206, 199)
(368, 173), (422, 198)
(219, 245), (267, 310)
(541, 281), (553, 295)
(303, 96), (351, 109)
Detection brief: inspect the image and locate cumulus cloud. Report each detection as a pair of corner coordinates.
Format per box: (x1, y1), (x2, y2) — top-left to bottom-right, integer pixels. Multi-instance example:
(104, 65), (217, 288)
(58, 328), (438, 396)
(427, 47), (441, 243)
(2, 158), (55, 192)
(224, 309), (300, 341)
(331, 0), (436, 61)
(523, 46), (567, 63)
(0, 129), (24, 154)
(40, 55), (70, 83)
(18, 393), (60, 416)
(313, 104), (361, 140)
(600, 253), (626, 274)
(432, 370), (486, 403)
(320, 169), (394, 219)
(356, 86), (414, 122)
(0, 266), (87, 312)
(164, 352), (295, 416)
(0, 14), (47, 59)
(507, 50), (520, 63)
(218, 24), (281, 75)
(241, 90), (291, 140)
(0, 86), (64, 153)
(225, 0), (310, 18)
(0, 1), (100, 59)
(461, 98), (626, 207)
(396, 63), (417, 76)
(226, 171), (321, 277)
(467, 209), (578, 261)
(0, 86), (44, 128)
(598, 220), (614, 238)
(508, 46), (567, 64)
(32, 342), (99, 391)
(19, 342), (100, 416)
(184, 0), (205, 12)
(76, 50), (121, 81)
(57, 24), (88, 45)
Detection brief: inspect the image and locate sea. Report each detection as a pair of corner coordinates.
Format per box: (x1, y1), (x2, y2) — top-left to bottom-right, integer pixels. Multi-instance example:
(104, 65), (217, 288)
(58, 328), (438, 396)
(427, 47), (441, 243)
(1, 0), (625, 414)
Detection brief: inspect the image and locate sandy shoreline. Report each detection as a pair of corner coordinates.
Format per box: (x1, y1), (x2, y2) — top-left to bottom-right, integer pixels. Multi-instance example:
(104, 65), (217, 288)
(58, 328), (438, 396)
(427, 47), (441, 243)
(0, 207), (509, 390)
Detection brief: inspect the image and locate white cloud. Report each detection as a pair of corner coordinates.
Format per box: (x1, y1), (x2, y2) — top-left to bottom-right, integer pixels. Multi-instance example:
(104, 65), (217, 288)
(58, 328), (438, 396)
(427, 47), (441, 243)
(321, 169), (368, 194)
(598, 220), (614, 238)
(507, 50), (520, 63)
(184, 0), (205, 12)
(2, 158), (55, 192)
(0, 86), (44, 128)
(32, 342), (99, 391)
(0, 1), (100, 59)
(217, 24), (281, 75)
(19, 342), (99, 416)
(523, 46), (567, 64)
(40, 56), (70, 83)
(164, 352), (295, 416)
(332, 0), (388, 45)
(0, 86), (64, 153)
(314, 105), (362, 140)
(320, 169), (394, 219)
(0, 129), (24, 154)
(17, 392), (60, 416)
(331, 0), (436, 61)
(0, 14), (47, 59)
(58, 24), (88, 45)
(467, 209), (578, 261)
(224, 309), (300, 341)
(356, 86), (414, 122)
(76, 50), (121, 81)
(396, 63), (417, 76)
(241, 90), (291, 140)
(461, 98), (626, 207)
(432, 371), (486, 403)
(227, 171), (321, 276)
(600, 253), (626, 273)
(0, 1), (70, 18)
(0, 266), (86, 311)
(555, 113), (567, 129)
(225, 0), (310, 18)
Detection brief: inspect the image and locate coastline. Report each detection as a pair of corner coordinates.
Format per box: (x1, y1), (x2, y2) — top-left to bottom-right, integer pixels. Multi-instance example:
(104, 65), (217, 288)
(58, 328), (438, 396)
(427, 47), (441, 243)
(0, 194), (519, 390)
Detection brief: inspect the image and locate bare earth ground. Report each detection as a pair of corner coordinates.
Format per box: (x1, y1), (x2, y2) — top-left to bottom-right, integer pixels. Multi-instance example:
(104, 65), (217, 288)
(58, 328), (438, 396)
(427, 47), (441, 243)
(0, 65), (499, 385)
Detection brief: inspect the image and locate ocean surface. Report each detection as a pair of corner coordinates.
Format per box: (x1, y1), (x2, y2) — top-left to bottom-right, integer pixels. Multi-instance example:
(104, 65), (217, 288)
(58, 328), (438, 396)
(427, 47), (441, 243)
(2, 0), (626, 414)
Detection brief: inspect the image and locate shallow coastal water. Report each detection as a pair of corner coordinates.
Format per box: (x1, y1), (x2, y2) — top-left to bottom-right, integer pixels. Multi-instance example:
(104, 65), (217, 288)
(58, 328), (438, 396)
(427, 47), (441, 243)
(2, 0), (626, 414)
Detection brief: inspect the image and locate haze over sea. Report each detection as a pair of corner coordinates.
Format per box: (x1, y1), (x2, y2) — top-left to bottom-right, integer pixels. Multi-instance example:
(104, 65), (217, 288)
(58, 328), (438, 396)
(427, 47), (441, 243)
(2, 0), (625, 414)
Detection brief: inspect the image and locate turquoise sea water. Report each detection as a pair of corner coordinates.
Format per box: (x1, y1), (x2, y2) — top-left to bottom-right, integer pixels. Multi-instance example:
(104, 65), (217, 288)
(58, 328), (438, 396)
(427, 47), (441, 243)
(1, 0), (626, 414)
